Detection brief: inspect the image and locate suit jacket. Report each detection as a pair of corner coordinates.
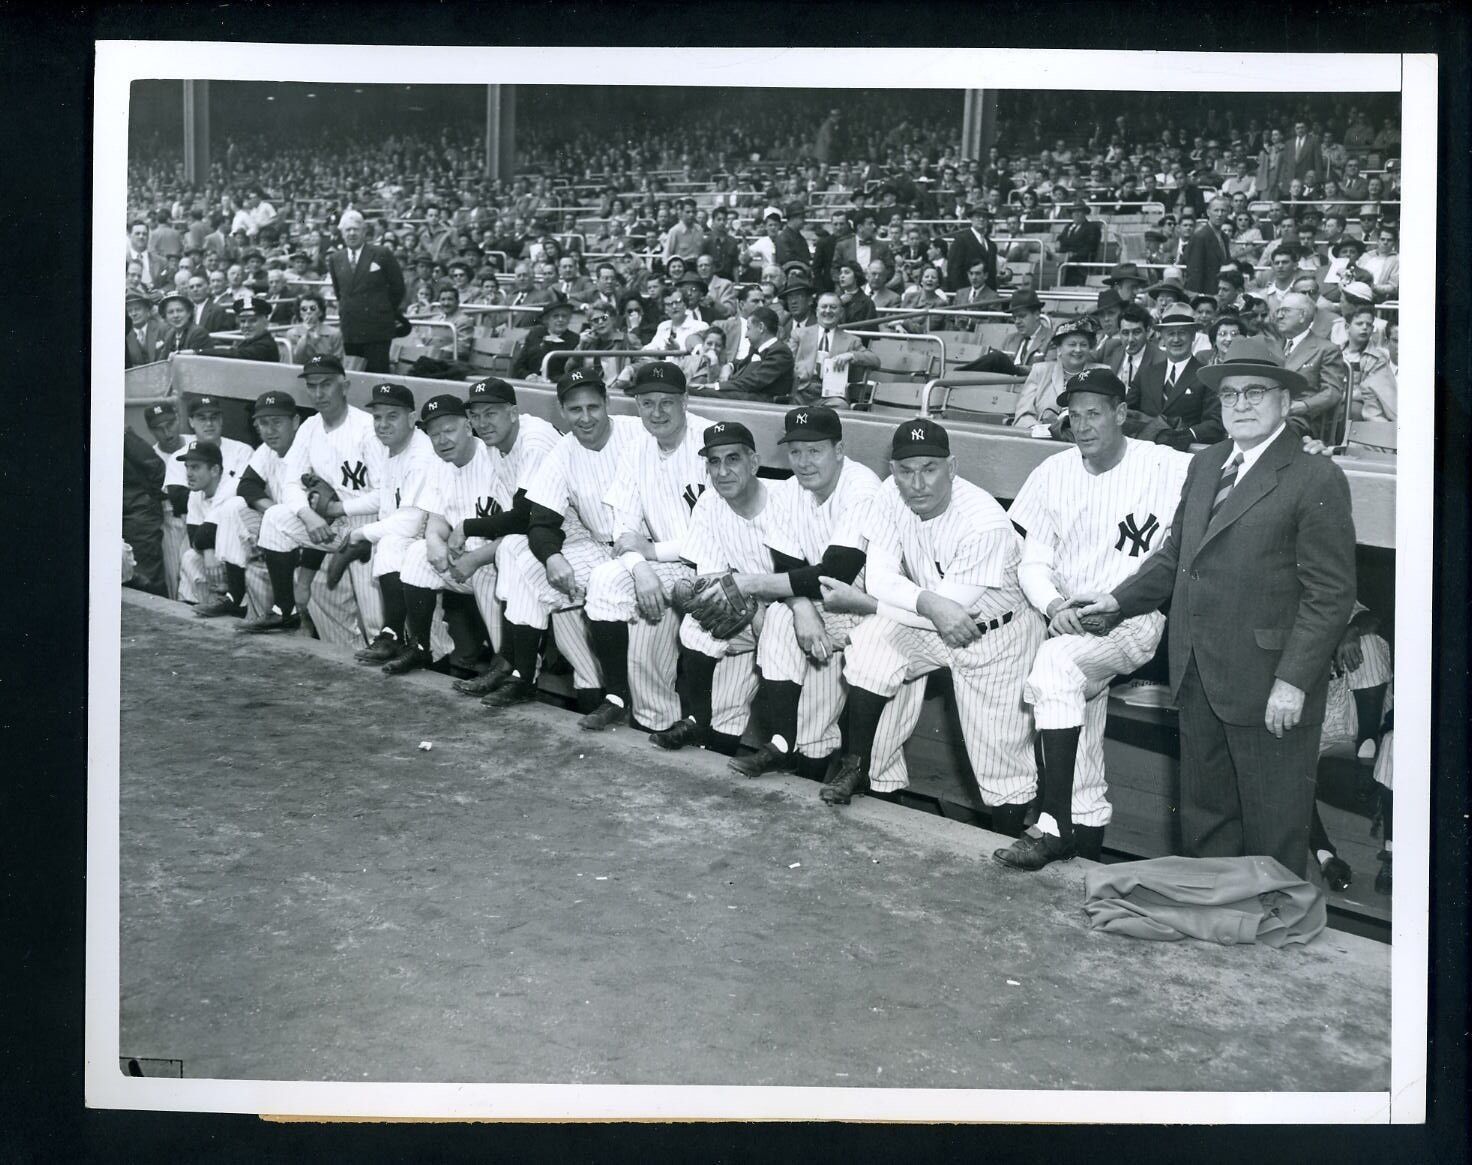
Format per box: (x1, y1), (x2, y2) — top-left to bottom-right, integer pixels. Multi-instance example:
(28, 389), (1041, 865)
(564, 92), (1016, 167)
(943, 227), (1004, 293)
(994, 320), (1054, 369)
(328, 244), (407, 345)
(706, 275), (738, 310)
(716, 338), (794, 401)
(125, 320), (171, 367)
(1182, 223), (1230, 294)
(950, 283), (1006, 324)
(775, 226), (812, 270)
(1125, 355), (1224, 444)
(1056, 219), (1103, 261)
(189, 301), (235, 334)
(556, 277), (598, 306)
(1112, 427), (1356, 725)
(512, 326), (578, 379)
(1282, 134), (1322, 185)
(834, 235), (895, 279)
(1271, 331), (1348, 441)
(1105, 339), (1166, 391)
(788, 325), (880, 406)
(162, 323), (213, 356)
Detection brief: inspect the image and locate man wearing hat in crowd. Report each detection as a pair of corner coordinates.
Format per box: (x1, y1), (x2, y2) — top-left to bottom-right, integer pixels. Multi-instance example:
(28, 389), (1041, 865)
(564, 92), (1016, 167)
(287, 249), (320, 289)
(1321, 235), (1374, 301)
(512, 291), (580, 380)
(1123, 302), (1222, 450)
(959, 288), (1055, 375)
(194, 390), (304, 620)
(1056, 201), (1103, 286)
(581, 361), (715, 735)
(778, 273), (818, 338)
(789, 292), (882, 410)
(210, 291), (280, 363)
(699, 306), (794, 402)
(675, 270), (730, 323)
(649, 420), (777, 756)
(1089, 286), (1125, 360)
(1183, 197), (1233, 296)
(487, 366), (644, 712)
(329, 208), (406, 374)
(125, 290), (170, 368)
(812, 417), (1045, 812)
(143, 401), (190, 599)
(994, 367), (1192, 869)
(1076, 336), (1357, 879)
(1103, 261), (1147, 307)
(943, 204), (1008, 296)
(776, 201), (812, 271)
(1012, 316), (1104, 433)
(1143, 272), (1188, 322)
(246, 354), (385, 636)
(158, 291), (212, 356)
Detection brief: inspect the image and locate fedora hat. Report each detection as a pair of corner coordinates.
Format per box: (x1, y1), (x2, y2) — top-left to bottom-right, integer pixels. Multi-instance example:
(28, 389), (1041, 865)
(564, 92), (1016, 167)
(1196, 334), (1309, 394)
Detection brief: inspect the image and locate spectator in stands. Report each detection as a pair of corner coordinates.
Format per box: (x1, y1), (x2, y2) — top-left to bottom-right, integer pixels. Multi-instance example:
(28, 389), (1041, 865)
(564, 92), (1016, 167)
(286, 293), (344, 365)
(1321, 236), (1374, 300)
(1269, 290), (1348, 438)
(701, 306), (792, 402)
(124, 290), (168, 367)
(158, 292), (209, 357)
(647, 291), (710, 357)
(573, 301), (637, 385)
(1341, 302), (1397, 424)
(779, 274), (818, 335)
(715, 284), (766, 366)
(1229, 210), (1266, 263)
(1219, 157), (1257, 200)
(418, 284), (472, 362)
(943, 205), (1008, 296)
(1055, 201), (1101, 286)
(1359, 224), (1400, 301)
(1204, 314), (1244, 366)
(831, 259), (875, 326)
(127, 220), (159, 291)
(513, 294), (579, 380)
(327, 209), (404, 374)
(675, 272), (731, 324)
(952, 255), (1006, 324)
(789, 291), (880, 409)
(1123, 302), (1219, 448)
(699, 207), (741, 281)
(1182, 197), (1232, 295)
(553, 255), (596, 308)
(148, 207), (182, 276)
(620, 296), (653, 346)
(182, 271), (232, 335)
(743, 207), (783, 279)
(1103, 302), (1164, 389)
(896, 264), (948, 334)
(263, 268), (297, 325)
(776, 202), (812, 270)
(214, 292), (280, 363)
(692, 254), (735, 313)
(662, 198), (705, 265)
(1012, 317), (1100, 433)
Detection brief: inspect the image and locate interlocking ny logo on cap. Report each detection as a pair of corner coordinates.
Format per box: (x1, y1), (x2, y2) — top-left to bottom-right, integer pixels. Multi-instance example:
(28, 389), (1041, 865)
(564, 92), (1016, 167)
(713, 423), (727, 434)
(795, 411), (809, 424)
(910, 426), (926, 440)
(426, 400), (439, 411)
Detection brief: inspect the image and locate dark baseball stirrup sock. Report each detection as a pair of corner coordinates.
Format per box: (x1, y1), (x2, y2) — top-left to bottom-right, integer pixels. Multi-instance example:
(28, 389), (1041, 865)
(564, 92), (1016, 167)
(441, 591), (486, 662)
(679, 647), (718, 730)
(402, 583), (438, 651)
(759, 678), (801, 755)
(588, 619), (631, 705)
(262, 548), (298, 616)
(843, 687), (888, 778)
(1353, 684), (1387, 747)
(1039, 727), (1081, 842)
(223, 563), (248, 608)
(989, 801), (1030, 838)
(1072, 824), (1106, 861)
(506, 621), (544, 683)
(1379, 788), (1393, 844)
(1309, 801), (1335, 857)
(378, 572), (408, 641)
(575, 688), (604, 715)
(705, 730), (742, 757)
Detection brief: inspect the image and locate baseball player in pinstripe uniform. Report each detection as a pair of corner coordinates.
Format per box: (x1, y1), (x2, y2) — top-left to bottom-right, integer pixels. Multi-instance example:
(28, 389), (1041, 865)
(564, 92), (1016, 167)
(993, 367), (1191, 870)
(652, 421), (779, 757)
(247, 354), (386, 635)
(143, 402), (190, 601)
(176, 393), (253, 604)
(174, 441), (238, 603)
(816, 418), (1045, 808)
(194, 390), (302, 619)
(581, 361), (714, 734)
(484, 367), (642, 711)
(715, 405), (882, 779)
(447, 377), (562, 697)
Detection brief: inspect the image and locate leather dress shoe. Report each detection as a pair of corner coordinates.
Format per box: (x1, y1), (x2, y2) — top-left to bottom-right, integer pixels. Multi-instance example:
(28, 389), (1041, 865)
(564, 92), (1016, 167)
(579, 699), (628, 731)
(195, 594), (245, 619)
(382, 644), (432, 676)
(728, 742), (796, 779)
(992, 827), (1077, 871)
(355, 630), (402, 663)
(1320, 853), (1353, 892)
(651, 720), (703, 750)
(237, 609), (302, 634)
(481, 677), (538, 708)
(453, 656), (514, 695)
(820, 754), (868, 805)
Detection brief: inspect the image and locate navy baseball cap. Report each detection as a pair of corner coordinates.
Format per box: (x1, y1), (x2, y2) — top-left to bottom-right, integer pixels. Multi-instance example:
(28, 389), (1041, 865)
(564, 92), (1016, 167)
(187, 394), (223, 415)
(368, 382), (416, 410)
(421, 394), (468, 422)
(467, 377), (517, 406)
(298, 353), (345, 378)
(890, 417), (950, 460)
(778, 405), (843, 445)
(144, 402), (176, 424)
(1057, 367), (1128, 405)
(630, 361), (688, 394)
(699, 420), (757, 456)
(556, 365), (607, 402)
(176, 440), (223, 466)
(252, 390), (297, 418)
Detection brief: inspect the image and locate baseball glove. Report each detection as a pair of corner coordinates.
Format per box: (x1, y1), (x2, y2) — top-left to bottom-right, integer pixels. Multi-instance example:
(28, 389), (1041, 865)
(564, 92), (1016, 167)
(669, 573), (759, 640)
(303, 473), (340, 518)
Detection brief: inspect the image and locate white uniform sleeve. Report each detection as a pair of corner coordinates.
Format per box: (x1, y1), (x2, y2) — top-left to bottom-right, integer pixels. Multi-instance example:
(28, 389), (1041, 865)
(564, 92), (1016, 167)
(279, 423), (314, 512)
(524, 443), (569, 514)
(941, 523), (1015, 590)
(604, 443), (643, 541)
(679, 496), (725, 574)
(863, 501), (922, 612)
(340, 431), (388, 516)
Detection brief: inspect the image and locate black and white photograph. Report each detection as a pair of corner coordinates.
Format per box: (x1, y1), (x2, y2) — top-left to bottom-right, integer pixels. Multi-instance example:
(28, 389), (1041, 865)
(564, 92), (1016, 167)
(87, 44), (1436, 1124)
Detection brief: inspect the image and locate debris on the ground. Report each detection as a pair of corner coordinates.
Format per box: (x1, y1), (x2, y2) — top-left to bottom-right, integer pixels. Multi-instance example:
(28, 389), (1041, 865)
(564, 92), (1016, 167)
(1006, 979), (1021, 986)
(418, 741), (433, 751)
(788, 862), (801, 869)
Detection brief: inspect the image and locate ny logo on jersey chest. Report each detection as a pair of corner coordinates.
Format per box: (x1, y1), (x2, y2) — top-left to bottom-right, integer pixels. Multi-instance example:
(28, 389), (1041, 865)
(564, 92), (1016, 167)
(682, 482), (706, 512)
(1115, 511), (1160, 557)
(341, 460), (368, 490)
(475, 497), (502, 520)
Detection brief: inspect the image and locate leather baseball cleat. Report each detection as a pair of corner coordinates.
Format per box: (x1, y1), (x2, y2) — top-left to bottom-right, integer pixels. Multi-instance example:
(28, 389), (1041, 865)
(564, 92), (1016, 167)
(195, 594), (245, 619)
(453, 656), (514, 695)
(820, 755), (868, 805)
(1320, 853), (1353, 892)
(728, 742), (796, 779)
(992, 827), (1077, 870)
(324, 540), (371, 589)
(355, 630), (402, 663)
(481, 677), (538, 708)
(237, 609), (302, 634)
(381, 644), (432, 676)
(651, 719), (703, 750)
(579, 699), (628, 732)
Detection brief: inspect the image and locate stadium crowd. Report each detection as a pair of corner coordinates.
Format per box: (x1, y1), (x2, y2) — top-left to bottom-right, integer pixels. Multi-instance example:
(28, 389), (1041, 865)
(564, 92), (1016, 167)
(121, 89), (1400, 893)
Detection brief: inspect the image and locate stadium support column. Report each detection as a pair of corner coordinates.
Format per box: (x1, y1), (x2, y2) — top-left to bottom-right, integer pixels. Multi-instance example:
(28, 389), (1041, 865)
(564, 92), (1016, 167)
(961, 89), (997, 163)
(486, 85), (517, 181)
(183, 80), (210, 186)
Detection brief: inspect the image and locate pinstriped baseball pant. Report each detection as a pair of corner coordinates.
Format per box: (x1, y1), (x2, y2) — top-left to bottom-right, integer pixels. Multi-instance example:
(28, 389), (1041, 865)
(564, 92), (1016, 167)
(756, 601), (863, 760)
(679, 606), (763, 739)
(842, 610), (1044, 803)
(584, 559), (691, 732)
(494, 534), (605, 690)
(398, 536), (504, 654)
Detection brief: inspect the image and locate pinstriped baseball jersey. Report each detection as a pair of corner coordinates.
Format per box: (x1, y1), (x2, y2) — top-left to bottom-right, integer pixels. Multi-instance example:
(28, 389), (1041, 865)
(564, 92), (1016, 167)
(681, 482), (778, 575)
(523, 414), (642, 543)
(491, 413), (562, 495)
(420, 440), (504, 524)
(185, 482), (235, 525)
(1008, 438), (1190, 596)
(377, 429), (439, 519)
(863, 477), (1026, 622)
(154, 443), (189, 489)
(279, 406), (384, 513)
(765, 456), (883, 565)
(244, 441), (291, 503)
(605, 412), (716, 543)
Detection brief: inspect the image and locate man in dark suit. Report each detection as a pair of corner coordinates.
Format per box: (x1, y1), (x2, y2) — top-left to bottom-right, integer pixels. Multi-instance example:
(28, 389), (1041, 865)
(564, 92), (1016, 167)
(183, 272), (234, 335)
(1124, 303), (1223, 449)
(1281, 120), (1322, 188)
(1079, 336), (1356, 878)
(1056, 201), (1102, 286)
(943, 205), (1008, 296)
(834, 211), (895, 287)
(1102, 303), (1165, 390)
(700, 307), (793, 402)
(512, 293), (579, 380)
(1183, 197), (1232, 295)
(125, 291), (170, 368)
(775, 202), (812, 271)
(328, 209), (406, 373)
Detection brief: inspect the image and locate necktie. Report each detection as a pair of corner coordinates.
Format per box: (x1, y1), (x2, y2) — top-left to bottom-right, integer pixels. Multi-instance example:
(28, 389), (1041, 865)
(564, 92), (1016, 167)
(1210, 451), (1244, 522)
(818, 331), (830, 354)
(1123, 353), (1134, 384)
(1166, 364), (1178, 389)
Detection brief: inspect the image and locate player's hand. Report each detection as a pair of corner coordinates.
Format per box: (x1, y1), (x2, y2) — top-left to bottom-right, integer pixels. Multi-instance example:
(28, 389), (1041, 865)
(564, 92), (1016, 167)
(546, 554), (581, 601)
(302, 510), (335, 545)
(818, 576), (876, 616)
(1072, 591), (1123, 633)
(1335, 628), (1364, 674)
(428, 545), (451, 575)
(446, 555), (475, 583)
(614, 531), (654, 559)
(346, 527), (367, 546)
(1264, 677), (1306, 738)
(917, 592), (982, 649)
(446, 522), (467, 554)
(631, 561), (667, 623)
(793, 602), (837, 663)
(1048, 602), (1090, 638)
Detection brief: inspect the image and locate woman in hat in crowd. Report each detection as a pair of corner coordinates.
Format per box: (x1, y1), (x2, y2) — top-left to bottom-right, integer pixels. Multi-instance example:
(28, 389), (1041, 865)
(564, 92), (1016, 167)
(1204, 313), (1245, 367)
(1011, 316), (1105, 431)
(286, 292), (344, 365)
(512, 292), (579, 380)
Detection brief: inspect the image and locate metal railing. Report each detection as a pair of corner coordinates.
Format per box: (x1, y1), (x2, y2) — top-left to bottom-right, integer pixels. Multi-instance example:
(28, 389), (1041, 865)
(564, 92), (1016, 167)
(539, 347), (682, 381)
(840, 329), (946, 414)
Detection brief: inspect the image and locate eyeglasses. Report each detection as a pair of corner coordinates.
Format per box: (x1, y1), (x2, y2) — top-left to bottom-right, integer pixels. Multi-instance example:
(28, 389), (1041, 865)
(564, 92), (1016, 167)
(1217, 383), (1281, 406)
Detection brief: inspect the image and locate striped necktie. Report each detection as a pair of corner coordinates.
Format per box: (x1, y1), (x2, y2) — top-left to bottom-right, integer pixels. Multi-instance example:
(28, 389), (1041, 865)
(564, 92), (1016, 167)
(1210, 451), (1244, 522)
